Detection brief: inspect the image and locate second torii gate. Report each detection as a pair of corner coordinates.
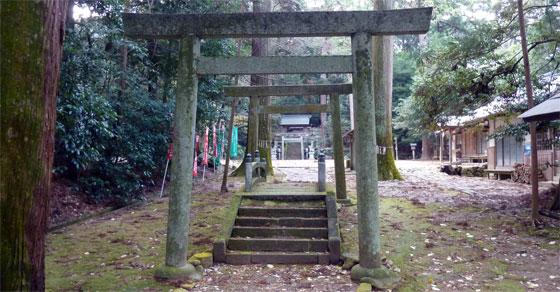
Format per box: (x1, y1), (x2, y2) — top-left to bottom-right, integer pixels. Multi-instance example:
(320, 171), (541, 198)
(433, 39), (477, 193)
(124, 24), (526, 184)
(123, 7), (432, 286)
(224, 83), (351, 201)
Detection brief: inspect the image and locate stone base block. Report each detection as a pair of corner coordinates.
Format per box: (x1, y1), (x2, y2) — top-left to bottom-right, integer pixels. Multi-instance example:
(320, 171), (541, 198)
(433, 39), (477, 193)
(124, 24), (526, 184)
(350, 264), (400, 290)
(336, 198), (352, 205)
(154, 263), (202, 281)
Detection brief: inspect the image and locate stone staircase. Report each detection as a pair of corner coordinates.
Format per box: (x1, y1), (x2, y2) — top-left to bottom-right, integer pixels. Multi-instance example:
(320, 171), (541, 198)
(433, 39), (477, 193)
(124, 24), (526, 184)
(213, 187), (341, 265)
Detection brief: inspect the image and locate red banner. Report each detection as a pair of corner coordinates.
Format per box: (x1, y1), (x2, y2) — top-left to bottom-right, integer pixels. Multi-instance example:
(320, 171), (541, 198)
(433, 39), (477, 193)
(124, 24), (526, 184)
(203, 127), (209, 166)
(213, 124), (217, 157)
(166, 143), (174, 160)
(193, 155), (198, 177)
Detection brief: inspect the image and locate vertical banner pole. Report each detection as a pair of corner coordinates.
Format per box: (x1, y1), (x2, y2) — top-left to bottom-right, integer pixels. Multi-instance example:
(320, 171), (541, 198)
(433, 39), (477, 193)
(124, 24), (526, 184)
(160, 143), (174, 198)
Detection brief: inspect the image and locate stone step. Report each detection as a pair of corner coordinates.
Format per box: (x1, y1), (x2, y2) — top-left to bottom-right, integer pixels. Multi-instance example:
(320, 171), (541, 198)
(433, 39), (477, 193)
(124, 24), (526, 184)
(235, 216), (328, 228)
(225, 251), (330, 265)
(237, 206), (327, 218)
(232, 226), (328, 239)
(228, 238), (329, 252)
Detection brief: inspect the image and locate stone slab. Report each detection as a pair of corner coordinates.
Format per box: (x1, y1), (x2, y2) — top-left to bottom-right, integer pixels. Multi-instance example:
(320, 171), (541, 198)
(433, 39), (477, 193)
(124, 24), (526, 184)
(318, 253), (331, 264)
(225, 251), (330, 265)
(225, 252), (252, 265)
(328, 237), (341, 264)
(227, 238), (329, 252)
(197, 56), (352, 75)
(224, 84), (353, 97)
(325, 196), (338, 219)
(237, 206), (327, 218)
(234, 217), (328, 228)
(232, 226), (328, 238)
(212, 240), (226, 263)
(257, 104), (330, 114)
(123, 8), (432, 38)
(243, 194), (325, 201)
(327, 218), (339, 238)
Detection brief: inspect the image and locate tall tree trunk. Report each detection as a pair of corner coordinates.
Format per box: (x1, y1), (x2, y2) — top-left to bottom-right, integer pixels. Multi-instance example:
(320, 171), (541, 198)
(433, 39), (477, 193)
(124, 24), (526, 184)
(221, 97), (238, 194)
(119, 2), (129, 96)
(147, 39), (158, 95)
(517, 0), (540, 224)
(119, 46), (128, 95)
(221, 38), (244, 191)
(231, 0), (271, 176)
(1, 0), (69, 290)
(66, 0), (74, 31)
(421, 133), (433, 160)
(255, 0), (273, 174)
(372, 0), (402, 180)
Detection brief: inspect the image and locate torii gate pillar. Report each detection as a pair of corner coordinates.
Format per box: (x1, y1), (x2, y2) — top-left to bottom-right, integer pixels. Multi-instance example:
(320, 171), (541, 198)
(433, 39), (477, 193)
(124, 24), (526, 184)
(329, 94), (348, 201)
(350, 32), (400, 287)
(154, 37), (202, 281)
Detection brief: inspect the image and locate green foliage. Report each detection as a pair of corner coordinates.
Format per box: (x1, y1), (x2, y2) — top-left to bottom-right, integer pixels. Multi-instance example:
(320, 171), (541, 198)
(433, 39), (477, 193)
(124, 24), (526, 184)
(55, 84), (117, 175)
(394, 0), (559, 134)
(55, 0), (240, 204)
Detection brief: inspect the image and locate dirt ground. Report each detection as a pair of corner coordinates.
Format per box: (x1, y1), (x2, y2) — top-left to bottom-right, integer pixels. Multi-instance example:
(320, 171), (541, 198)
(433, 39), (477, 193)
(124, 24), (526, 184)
(280, 160), (560, 291)
(46, 160), (559, 291)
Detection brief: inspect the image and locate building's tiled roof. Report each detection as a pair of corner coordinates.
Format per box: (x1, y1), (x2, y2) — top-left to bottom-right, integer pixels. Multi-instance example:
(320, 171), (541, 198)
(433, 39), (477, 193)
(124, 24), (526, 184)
(518, 92), (560, 122)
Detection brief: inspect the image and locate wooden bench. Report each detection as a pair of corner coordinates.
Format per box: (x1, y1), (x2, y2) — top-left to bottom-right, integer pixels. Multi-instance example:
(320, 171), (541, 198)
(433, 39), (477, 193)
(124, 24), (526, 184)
(485, 168), (514, 180)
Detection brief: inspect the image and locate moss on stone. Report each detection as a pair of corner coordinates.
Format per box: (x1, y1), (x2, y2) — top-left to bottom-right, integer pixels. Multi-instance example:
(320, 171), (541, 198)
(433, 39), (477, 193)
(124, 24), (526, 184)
(356, 282), (372, 292)
(216, 195), (242, 241)
(351, 265), (401, 289)
(188, 252), (212, 268)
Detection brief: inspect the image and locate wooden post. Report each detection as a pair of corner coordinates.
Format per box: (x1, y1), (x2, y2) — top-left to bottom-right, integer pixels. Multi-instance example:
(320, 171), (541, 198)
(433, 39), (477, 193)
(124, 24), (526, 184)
(350, 32), (400, 287)
(350, 140), (355, 170)
(220, 97), (237, 194)
(300, 136), (304, 160)
(330, 94), (347, 200)
(448, 131), (453, 163)
(349, 94), (355, 129)
(281, 136), (285, 160)
(155, 37), (201, 281)
(439, 130), (444, 164)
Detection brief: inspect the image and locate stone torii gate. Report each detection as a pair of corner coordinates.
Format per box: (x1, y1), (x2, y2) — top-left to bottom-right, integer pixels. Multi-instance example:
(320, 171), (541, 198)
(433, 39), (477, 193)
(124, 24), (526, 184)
(123, 8), (432, 284)
(224, 83), (351, 201)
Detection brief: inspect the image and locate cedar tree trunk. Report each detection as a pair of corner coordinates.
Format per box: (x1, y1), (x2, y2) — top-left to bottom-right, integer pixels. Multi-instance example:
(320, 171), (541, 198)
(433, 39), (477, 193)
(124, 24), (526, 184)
(372, 0), (402, 180)
(1, 0), (69, 290)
